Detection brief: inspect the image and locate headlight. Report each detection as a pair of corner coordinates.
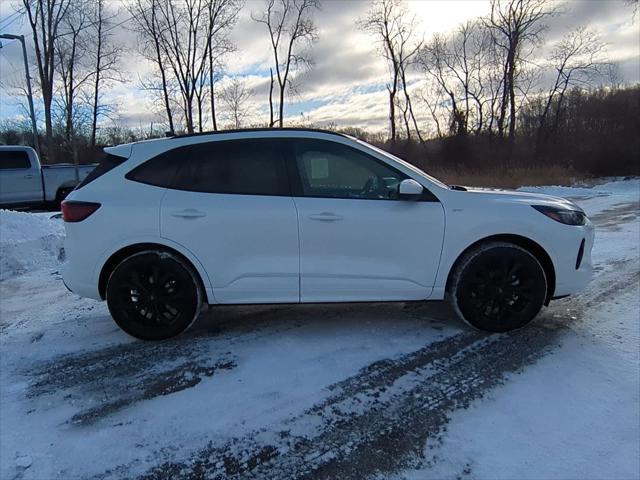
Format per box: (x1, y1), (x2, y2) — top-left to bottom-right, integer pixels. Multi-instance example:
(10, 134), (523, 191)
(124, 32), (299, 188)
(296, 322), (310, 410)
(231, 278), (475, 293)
(532, 205), (586, 226)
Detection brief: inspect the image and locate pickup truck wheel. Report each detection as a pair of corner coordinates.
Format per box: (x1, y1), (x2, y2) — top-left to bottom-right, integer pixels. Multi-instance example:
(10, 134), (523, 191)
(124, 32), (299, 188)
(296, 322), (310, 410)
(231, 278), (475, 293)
(448, 242), (547, 332)
(54, 187), (73, 209)
(106, 251), (202, 340)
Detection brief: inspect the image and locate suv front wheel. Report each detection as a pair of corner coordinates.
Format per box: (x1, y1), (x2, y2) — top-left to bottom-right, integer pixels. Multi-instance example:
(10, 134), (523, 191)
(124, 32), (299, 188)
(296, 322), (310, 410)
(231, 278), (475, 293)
(106, 250), (202, 340)
(448, 242), (547, 332)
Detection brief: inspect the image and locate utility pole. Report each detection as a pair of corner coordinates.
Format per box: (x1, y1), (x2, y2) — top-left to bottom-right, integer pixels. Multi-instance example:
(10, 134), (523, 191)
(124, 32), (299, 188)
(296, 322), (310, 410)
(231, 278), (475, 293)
(0, 34), (40, 159)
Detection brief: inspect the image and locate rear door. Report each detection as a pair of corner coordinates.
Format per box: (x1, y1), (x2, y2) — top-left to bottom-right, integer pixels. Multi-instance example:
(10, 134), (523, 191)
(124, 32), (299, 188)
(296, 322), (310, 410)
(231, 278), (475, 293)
(157, 138), (300, 304)
(289, 139), (445, 303)
(0, 149), (42, 204)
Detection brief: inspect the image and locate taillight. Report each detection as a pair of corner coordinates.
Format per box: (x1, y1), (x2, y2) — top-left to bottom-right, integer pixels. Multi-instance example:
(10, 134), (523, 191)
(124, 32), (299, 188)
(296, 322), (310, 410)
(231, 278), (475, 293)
(61, 201), (101, 222)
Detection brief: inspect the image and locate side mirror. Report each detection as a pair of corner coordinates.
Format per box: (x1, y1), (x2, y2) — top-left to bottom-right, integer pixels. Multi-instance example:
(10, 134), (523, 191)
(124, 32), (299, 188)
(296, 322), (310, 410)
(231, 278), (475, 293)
(398, 179), (423, 198)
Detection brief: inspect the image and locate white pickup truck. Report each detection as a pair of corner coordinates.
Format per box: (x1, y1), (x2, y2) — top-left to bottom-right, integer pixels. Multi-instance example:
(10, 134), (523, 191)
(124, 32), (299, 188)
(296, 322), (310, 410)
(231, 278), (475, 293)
(0, 145), (97, 209)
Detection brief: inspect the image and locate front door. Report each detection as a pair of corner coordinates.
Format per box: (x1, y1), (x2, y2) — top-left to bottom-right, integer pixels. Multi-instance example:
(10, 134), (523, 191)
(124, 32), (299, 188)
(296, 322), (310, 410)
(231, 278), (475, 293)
(0, 149), (41, 204)
(159, 138), (299, 304)
(290, 139), (445, 302)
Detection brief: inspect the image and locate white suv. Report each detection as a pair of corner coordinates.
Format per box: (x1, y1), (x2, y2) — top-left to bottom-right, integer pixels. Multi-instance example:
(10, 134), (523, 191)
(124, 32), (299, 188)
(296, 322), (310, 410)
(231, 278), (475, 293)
(61, 129), (594, 340)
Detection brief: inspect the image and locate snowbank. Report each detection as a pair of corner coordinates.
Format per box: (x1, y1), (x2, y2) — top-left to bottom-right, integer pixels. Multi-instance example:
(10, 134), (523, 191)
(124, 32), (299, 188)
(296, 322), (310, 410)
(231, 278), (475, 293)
(519, 177), (640, 199)
(0, 210), (64, 280)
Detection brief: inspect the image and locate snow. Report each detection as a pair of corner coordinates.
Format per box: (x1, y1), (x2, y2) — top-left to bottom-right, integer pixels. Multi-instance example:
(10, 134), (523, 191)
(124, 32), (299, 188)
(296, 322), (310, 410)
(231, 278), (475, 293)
(0, 178), (638, 480)
(394, 178), (640, 480)
(520, 177), (640, 214)
(395, 289), (640, 480)
(0, 210), (64, 280)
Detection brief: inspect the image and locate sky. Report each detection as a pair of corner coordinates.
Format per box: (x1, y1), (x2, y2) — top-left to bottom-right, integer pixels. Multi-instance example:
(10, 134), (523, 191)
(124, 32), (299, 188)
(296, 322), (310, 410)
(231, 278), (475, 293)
(0, 0), (638, 135)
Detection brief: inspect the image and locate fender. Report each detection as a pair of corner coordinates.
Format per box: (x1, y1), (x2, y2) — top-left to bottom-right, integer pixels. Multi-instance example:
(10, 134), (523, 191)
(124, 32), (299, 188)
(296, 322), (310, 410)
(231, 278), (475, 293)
(92, 235), (216, 303)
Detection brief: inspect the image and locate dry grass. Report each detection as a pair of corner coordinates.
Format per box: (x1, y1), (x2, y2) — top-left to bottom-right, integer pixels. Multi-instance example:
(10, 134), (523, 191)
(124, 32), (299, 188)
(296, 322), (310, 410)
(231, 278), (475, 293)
(426, 165), (592, 189)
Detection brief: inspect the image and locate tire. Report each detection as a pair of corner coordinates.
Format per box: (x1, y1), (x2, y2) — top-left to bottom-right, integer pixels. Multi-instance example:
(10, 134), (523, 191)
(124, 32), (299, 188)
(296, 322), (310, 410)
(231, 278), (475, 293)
(106, 251), (202, 340)
(54, 187), (73, 209)
(447, 242), (547, 333)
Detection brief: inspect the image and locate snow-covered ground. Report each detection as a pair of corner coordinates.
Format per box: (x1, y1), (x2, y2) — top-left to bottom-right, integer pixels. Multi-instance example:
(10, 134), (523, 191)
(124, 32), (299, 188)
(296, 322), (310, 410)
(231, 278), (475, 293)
(0, 179), (638, 480)
(0, 210), (64, 281)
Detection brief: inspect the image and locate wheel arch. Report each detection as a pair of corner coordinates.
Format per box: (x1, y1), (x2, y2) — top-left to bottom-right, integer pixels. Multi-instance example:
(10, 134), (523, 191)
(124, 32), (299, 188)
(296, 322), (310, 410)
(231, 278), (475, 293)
(445, 234), (556, 304)
(98, 243), (209, 302)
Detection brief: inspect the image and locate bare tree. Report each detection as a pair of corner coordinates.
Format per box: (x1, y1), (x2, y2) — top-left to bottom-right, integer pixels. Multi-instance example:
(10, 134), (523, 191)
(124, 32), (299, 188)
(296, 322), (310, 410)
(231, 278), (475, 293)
(419, 84), (445, 138)
(446, 21), (493, 134)
(129, 0), (177, 134)
(253, 0), (320, 128)
(23, 0), (72, 161)
(398, 42), (423, 142)
(359, 0), (422, 142)
(129, 0), (240, 134)
(207, 1), (239, 131)
(155, 0), (213, 133)
(419, 33), (465, 135)
(221, 76), (254, 128)
(268, 68), (275, 127)
(539, 26), (607, 136)
(88, 0), (123, 147)
(484, 0), (558, 139)
(54, 0), (96, 178)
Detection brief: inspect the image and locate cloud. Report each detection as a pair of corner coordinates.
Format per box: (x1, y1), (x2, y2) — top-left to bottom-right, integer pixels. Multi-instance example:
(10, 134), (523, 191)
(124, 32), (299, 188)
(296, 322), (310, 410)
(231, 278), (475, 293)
(1, 0), (638, 134)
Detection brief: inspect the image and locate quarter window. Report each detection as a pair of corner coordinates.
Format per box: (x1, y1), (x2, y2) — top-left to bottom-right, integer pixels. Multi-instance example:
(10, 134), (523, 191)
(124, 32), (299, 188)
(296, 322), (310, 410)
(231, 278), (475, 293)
(293, 140), (406, 200)
(76, 154), (126, 189)
(0, 150), (31, 169)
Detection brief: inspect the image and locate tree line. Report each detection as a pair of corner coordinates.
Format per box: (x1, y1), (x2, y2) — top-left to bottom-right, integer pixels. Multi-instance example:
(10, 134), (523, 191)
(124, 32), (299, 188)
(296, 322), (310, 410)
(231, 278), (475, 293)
(0, 0), (637, 177)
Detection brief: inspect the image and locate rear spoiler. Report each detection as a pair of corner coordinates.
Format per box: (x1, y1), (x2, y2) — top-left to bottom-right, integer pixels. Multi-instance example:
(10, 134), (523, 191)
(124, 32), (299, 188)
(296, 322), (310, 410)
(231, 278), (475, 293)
(104, 143), (133, 159)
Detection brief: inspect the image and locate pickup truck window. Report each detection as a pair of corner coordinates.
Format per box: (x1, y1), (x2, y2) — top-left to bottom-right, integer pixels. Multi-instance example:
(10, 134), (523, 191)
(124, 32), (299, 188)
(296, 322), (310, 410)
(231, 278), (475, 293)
(0, 150), (31, 169)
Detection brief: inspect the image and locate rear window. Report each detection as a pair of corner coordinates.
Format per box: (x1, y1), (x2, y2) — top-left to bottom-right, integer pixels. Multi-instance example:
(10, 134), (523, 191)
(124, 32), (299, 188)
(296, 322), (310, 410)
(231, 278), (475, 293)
(126, 139), (289, 196)
(0, 150), (31, 169)
(76, 154), (127, 189)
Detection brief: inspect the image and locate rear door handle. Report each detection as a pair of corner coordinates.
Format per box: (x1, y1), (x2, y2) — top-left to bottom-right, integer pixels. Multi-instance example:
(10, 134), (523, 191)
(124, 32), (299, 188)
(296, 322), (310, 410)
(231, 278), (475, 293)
(308, 212), (343, 222)
(24, 174), (34, 179)
(171, 208), (206, 219)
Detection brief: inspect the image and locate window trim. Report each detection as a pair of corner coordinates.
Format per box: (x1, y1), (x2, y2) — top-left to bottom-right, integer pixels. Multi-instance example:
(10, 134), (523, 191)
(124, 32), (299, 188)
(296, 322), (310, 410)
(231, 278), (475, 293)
(285, 139), (439, 202)
(126, 138), (293, 197)
(0, 150), (32, 170)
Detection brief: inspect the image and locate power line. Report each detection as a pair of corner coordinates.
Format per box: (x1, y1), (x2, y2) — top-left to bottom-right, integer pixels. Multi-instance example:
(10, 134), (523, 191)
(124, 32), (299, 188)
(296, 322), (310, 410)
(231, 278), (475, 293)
(102, 14), (134, 34)
(0, 11), (21, 30)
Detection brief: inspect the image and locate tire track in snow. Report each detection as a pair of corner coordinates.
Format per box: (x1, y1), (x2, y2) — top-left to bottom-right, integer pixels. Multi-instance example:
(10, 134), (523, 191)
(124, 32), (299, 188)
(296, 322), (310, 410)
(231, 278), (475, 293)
(25, 330), (237, 426)
(130, 322), (563, 480)
(119, 268), (639, 480)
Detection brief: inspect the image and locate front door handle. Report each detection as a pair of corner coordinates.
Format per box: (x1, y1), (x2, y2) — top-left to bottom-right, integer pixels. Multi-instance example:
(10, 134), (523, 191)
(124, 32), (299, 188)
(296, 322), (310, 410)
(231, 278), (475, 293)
(308, 212), (343, 222)
(24, 174), (34, 179)
(171, 208), (206, 219)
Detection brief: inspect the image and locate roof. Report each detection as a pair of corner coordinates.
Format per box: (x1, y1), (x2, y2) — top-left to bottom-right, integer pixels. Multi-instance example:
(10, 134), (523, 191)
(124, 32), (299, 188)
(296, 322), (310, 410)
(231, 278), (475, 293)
(170, 127), (349, 140)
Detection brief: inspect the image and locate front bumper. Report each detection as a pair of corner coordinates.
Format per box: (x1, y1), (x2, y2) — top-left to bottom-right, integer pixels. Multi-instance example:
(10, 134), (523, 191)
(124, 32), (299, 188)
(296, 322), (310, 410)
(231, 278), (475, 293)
(551, 219), (595, 297)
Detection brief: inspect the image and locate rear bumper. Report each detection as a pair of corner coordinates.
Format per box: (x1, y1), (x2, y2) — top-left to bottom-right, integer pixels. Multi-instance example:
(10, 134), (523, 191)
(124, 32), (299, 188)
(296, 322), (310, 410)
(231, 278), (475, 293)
(61, 260), (102, 300)
(61, 225), (103, 300)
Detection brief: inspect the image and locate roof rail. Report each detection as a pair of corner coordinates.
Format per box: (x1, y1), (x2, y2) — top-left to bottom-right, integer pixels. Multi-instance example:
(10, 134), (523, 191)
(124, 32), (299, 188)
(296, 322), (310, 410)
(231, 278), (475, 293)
(170, 127), (348, 140)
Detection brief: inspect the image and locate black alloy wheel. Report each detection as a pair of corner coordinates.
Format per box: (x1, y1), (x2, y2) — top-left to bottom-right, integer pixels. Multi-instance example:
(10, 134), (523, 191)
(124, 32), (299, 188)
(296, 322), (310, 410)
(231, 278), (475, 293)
(106, 251), (201, 340)
(450, 242), (547, 332)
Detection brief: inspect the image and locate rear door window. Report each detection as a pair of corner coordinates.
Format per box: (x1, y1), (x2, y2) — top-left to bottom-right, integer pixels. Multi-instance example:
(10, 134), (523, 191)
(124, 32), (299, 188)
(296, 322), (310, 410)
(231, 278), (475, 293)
(127, 139), (290, 196)
(0, 150), (31, 169)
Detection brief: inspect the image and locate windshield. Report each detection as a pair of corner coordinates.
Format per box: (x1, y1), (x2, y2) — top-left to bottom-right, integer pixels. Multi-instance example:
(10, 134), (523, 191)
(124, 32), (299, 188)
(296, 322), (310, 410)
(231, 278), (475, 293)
(354, 139), (450, 190)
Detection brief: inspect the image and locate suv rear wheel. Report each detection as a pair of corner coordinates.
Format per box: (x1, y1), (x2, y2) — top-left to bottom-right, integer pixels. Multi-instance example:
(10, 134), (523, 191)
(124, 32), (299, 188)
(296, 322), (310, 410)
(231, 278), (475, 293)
(106, 251), (202, 340)
(448, 242), (547, 332)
